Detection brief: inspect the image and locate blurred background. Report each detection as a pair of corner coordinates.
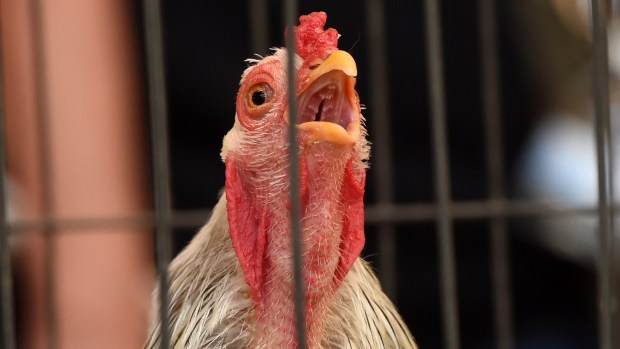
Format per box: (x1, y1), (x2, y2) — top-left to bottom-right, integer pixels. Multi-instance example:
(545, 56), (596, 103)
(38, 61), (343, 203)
(0, 0), (617, 348)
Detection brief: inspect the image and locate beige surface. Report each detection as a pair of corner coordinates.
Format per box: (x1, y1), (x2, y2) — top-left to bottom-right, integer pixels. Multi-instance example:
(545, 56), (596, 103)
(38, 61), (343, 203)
(1, 1), (154, 348)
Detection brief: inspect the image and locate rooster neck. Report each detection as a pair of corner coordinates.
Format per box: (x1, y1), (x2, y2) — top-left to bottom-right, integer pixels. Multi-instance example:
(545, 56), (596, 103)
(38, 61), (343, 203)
(254, 145), (351, 348)
(226, 140), (366, 348)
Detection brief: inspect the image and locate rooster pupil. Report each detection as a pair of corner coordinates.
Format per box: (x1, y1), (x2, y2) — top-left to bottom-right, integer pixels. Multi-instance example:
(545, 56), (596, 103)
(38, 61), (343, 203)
(251, 90), (266, 106)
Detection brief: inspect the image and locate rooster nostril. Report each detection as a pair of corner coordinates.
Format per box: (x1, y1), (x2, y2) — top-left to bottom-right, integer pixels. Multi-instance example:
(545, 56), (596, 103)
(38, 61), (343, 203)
(308, 58), (323, 70)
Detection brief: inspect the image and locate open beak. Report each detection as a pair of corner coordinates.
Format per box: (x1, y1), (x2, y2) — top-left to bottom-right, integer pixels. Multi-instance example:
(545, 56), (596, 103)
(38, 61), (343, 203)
(295, 50), (360, 145)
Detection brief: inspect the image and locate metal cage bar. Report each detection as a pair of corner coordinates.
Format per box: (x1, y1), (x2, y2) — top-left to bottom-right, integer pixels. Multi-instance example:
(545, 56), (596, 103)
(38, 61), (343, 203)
(364, 0), (399, 301)
(284, 1), (307, 348)
(590, 1), (616, 349)
(0, 6), (16, 348)
(31, 0), (59, 347)
(248, 0), (270, 56)
(8, 200), (620, 233)
(478, 1), (514, 349)
(143, 0), (174, 348)
(423, 1), (461, 349)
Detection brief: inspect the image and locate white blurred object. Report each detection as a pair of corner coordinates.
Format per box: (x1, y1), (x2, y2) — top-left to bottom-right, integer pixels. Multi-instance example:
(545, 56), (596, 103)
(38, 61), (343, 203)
(516, 1), (620, 266)
(517, 107), (620, 266)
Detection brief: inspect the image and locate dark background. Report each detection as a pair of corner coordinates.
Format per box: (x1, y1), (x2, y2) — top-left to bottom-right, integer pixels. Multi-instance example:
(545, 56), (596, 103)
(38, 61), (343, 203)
(158, 1), (597, 348)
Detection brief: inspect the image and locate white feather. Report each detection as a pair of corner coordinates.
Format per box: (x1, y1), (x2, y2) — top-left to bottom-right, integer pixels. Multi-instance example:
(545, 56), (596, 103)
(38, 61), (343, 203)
(144, 194), (417, 349)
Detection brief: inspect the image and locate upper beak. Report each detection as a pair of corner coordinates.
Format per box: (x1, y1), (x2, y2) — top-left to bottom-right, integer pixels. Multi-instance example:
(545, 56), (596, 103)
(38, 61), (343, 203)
(301, 50), (358, 89)
(295, 50), (360, 145)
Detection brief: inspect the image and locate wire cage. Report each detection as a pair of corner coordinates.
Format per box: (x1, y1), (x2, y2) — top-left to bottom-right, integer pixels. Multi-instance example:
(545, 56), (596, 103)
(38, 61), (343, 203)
(0, 0), (618, 348)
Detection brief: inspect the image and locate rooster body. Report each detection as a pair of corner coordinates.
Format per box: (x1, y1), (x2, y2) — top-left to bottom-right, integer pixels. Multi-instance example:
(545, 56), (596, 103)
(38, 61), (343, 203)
(145, 13), (417, 349)
(144, 195), (416, 348)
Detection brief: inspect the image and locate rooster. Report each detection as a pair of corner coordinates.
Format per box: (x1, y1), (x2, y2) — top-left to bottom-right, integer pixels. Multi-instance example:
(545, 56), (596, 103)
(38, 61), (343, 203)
(144, 12), (417, 349)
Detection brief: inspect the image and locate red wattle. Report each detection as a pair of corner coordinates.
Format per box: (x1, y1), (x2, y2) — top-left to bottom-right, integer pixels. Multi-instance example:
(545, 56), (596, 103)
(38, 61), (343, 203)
(225, 158), (269, 304)
(335, 159), (366, 285)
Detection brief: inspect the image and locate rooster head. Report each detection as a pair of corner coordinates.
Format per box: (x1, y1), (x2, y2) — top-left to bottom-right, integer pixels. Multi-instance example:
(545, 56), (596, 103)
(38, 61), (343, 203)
(221, 11), (369, 348)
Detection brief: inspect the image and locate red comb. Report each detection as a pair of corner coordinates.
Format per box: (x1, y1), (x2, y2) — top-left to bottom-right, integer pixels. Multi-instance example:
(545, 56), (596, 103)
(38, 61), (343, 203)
(294, 12), (339, 60)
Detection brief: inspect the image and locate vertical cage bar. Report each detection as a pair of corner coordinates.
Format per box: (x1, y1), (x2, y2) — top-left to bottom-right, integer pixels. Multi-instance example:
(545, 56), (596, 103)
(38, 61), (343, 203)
(248, 0), (270, 56)
(478, 1), (514, 349)
(31, 1), (59, 347)
(143, 1), (173, 348)
(364, 0), (398, 300)
(590, 1), (616, 349)
(604, 0), (614, 19)
(283, 1), (306, 348)
(0, 8), (16, 348)
(423, 1), (461, 349)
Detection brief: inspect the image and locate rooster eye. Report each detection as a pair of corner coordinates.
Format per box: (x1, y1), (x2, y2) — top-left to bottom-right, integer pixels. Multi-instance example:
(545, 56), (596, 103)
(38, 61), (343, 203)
(247, 83), (274, 108)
